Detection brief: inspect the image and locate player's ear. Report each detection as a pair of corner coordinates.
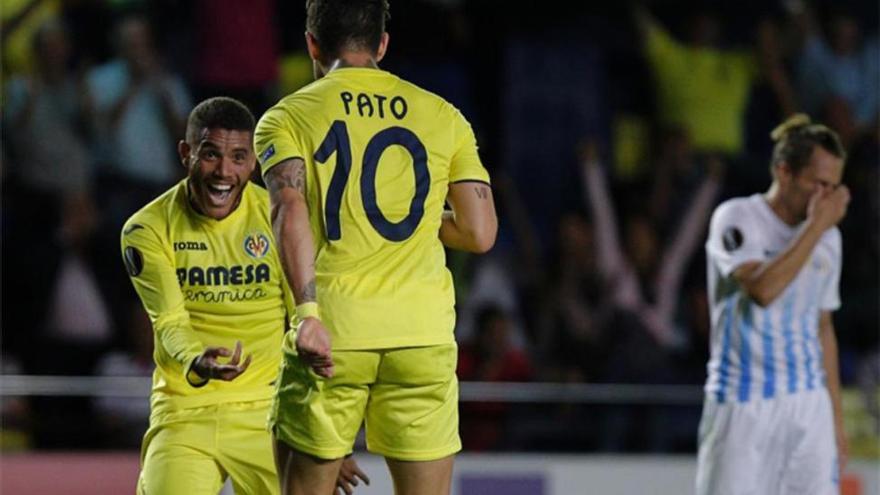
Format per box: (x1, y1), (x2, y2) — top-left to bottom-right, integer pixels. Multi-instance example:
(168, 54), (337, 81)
(178, 140), (191, 170)
(375, 32), (390, 62)
(776, 161), (793, 185)
(246, 145), (257, 175)
(305, 31), (321, 62)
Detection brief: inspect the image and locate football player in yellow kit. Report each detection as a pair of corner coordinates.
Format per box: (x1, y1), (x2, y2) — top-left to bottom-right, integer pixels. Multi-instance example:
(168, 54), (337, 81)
(122, 97), (366, 494)
(255, 1), (498, 494)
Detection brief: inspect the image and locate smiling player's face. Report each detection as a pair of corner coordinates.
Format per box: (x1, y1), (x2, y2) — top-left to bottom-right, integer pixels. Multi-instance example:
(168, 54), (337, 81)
(180, 128), (255, 220)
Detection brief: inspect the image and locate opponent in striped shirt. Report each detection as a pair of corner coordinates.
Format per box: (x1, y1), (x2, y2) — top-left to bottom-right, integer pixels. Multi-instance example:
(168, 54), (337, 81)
(697, 114), (850, 495)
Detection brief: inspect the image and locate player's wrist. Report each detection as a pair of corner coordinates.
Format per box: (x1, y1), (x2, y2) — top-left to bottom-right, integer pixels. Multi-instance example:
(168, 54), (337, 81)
(186, 355), (210, 387)
(803, 215), (830, 236)
(296, 302), (320, 321)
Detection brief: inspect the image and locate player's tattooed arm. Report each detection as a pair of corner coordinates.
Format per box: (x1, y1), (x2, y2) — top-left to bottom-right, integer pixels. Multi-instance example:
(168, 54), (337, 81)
(264, 158), (318, 304)
(440, 181), (498, 253)
(300, 279), (317, 304)
(474, 184), (490, 200)
(266, 158), (333, 376)
(265, 158), (306, 197)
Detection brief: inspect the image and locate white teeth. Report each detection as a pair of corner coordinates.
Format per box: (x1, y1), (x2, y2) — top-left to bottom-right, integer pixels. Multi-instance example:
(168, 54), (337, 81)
(209, 184), (232, 192)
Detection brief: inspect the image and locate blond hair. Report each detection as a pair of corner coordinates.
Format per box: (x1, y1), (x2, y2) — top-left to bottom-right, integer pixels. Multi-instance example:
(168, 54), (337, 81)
(770, 113), (845, 174)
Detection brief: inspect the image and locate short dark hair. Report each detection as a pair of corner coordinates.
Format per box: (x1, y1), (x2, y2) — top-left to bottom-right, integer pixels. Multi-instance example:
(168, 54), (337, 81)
(186, 97), (255, 144)
(306, 0), (390, 60)
(770, 113), (846, 175)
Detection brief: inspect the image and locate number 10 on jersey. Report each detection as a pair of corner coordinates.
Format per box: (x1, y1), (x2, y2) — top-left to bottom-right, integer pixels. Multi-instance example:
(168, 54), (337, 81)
(314, 120), (430, 242)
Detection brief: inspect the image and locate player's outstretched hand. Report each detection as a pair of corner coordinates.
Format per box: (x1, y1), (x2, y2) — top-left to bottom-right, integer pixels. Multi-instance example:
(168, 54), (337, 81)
(808, 185), (850, 230)
(192, 341), (252, 382)
(336, 456), (370, 495)
(296, 317), (335, 378)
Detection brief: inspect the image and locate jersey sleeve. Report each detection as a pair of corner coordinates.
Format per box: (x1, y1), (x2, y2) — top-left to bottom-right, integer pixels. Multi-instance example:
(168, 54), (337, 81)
(448, 107), (490, 184)
(254, 104), (305, 178)
(705, 201), (765, 277)
(820, 228), (842, 311)
(120, 219), (205, 385)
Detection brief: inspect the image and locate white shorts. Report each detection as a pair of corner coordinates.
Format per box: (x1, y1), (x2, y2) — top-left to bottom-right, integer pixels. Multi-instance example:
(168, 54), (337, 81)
(696, 388), (839, 495)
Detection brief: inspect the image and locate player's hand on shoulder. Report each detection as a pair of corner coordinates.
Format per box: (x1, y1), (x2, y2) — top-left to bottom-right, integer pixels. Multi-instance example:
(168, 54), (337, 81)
(192, 340), (252, 382)
(808, 184), (850, 229)
(295, 317), (334, 378)
(336, 455), (370, 495)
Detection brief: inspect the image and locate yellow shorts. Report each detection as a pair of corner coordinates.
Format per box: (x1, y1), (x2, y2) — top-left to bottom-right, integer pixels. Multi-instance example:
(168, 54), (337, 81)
(138, 400), (278, 495)
(270, 343), (460, 461)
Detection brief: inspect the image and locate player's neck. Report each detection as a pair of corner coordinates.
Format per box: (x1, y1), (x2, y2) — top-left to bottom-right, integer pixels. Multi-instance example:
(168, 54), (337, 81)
(326, 53), (380, 73)
(764, 184), (799, 226)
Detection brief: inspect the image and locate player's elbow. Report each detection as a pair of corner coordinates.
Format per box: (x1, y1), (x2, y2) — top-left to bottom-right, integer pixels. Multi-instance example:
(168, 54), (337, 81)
(733, 264), (780, 308)
(470, 221), (498, 254)
(744, 285), (778, 308)
(471, 233), (495, 254)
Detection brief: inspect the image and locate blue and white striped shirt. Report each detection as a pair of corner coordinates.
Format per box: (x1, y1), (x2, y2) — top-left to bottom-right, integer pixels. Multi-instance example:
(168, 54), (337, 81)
(704, 195), (841, 403)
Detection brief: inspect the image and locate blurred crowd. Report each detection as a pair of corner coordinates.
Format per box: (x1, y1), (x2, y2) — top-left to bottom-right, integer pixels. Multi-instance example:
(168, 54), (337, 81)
(1, 0), (877, 453)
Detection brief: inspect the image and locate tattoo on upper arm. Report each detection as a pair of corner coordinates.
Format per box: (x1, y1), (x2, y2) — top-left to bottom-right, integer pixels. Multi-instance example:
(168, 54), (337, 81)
(474, 186), (489, 200)
(265, 159), (306, 199)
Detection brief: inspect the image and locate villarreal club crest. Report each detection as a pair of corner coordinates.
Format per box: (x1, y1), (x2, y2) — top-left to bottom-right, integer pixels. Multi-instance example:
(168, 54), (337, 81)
(244, 232), (271, 260)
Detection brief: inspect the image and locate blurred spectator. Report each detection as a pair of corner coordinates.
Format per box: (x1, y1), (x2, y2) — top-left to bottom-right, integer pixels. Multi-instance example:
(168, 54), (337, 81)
(788, 1), (879, 146)
(87, 13), (190, 222)
(536, 212), (612, 382)
(93, 303), (153, 448)
(46, 193), (111, 347)
(579, 141), (720, 359)
(634, 5), (795, 157)
(191, 0), (280, 115)
(454, 254), (530, 352)
(3, 18), (94, 196)
(646, 127), (705, 229)
(459, 305), (532, 383)
(458, 305), (532, 450)
(1, 0), (61, 77)
(2, 18), (101, 363)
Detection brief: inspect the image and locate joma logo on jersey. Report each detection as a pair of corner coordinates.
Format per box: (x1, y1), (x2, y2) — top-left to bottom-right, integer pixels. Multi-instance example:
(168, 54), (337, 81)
(176, 263), (270, 287)
(174, 241), (209, 252)
(244, 233), (270, 259)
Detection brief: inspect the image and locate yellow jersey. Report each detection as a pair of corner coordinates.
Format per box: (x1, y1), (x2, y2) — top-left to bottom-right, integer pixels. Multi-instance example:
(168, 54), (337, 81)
(645, 21), (756, 154)
(255, 67), (490, 350)
(121, 180), (290, 416)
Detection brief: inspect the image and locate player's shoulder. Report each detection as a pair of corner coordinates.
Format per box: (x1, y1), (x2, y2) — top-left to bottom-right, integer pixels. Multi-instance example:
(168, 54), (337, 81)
(711, 195), (760, 224)
(395, 75), (463, 117)
(262, 79), (327, 119)
(122, 181), (184, 238)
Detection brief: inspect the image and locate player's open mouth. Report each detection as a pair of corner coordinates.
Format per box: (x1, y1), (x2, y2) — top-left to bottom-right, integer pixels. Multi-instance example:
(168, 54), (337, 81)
(206, 183), (234, 203)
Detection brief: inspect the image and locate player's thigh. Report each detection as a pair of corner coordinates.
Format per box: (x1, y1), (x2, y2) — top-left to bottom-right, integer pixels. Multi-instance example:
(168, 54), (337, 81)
(366, 344), (460, 461)
(139, 415), (225, 495)
(781, 390), (839, 495)
(695, 399), (786, 495)
(217, 400), (279, 495)
(271, 349), (376, 460)
(386, 455), (454, 495)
